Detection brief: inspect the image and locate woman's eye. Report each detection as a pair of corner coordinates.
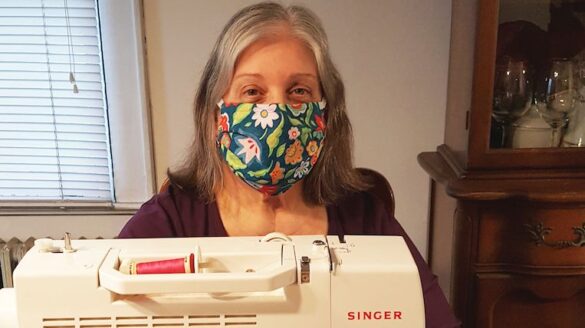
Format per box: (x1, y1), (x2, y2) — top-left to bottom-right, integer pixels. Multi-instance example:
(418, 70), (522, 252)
(244, 89), (259, 97)
(291, 88), (310, 96)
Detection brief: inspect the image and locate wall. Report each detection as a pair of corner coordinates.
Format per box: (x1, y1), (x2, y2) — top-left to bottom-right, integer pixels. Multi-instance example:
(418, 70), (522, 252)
(143, 0), (452, 258)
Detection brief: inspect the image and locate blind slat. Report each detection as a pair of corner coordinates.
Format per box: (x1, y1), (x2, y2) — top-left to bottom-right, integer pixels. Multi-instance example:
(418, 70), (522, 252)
(0, 156), (109, 167)
(1, 172), (110, 182)
(0, 131), (108, 142)
(1, 0), (96, 8)
(0, 89), (104, 99)
(0, 182), (111, 192)
(0, 71), (101, 82)
(0, 8), (96, 18)
(0, 163), (109, 172)
(0, 17), (97, 27)
(0, 98), (104, 107)
(1, 147), (109, 159)
(0, 44), (99, 55)
(0, 114), (105, 125)
(0, 109), (105, 118)
(0, 35), (98, 45)
(0, 53), (100, 63)
(0, 62), (101, 72)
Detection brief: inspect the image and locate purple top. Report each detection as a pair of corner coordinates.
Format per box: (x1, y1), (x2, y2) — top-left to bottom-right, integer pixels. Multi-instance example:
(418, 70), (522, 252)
(119, 184), (461, 327)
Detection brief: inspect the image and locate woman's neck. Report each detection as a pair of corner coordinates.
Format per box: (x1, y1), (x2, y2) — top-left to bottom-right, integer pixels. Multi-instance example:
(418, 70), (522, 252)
(215, 165), (327, 236)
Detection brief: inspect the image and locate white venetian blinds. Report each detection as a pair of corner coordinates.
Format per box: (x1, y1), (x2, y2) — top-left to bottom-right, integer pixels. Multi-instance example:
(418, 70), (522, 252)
(0, 0), (113, 201)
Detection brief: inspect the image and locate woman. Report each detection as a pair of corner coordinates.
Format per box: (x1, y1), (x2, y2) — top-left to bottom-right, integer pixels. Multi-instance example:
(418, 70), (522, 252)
(120, 2), (460, 327)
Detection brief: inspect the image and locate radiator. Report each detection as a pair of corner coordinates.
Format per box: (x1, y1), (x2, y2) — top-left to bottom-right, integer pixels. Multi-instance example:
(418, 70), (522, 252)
(0, 238), (34, 288)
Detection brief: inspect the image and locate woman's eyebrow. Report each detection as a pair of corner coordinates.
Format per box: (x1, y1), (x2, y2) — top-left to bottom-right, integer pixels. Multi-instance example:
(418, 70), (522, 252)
(232, 73), (264, 81)
(290, 73), (318, 80)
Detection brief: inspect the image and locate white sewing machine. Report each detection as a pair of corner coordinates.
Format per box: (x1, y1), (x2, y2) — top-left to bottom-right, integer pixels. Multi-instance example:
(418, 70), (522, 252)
(0, 234), (424, 327)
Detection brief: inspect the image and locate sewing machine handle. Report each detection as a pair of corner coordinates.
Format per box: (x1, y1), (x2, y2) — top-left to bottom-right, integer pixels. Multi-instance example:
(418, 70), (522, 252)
(98, 250), (298, 295)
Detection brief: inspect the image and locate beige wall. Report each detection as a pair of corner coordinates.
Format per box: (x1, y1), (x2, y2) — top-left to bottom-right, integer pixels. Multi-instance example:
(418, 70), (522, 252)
(143, 0), (452, 258)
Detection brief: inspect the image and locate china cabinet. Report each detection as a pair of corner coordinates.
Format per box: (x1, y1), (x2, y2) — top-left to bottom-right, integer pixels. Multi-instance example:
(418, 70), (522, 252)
(419, 0), (585, 327)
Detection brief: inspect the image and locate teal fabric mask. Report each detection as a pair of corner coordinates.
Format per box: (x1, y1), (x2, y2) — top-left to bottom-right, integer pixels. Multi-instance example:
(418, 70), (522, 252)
(217, 100), (326, 195)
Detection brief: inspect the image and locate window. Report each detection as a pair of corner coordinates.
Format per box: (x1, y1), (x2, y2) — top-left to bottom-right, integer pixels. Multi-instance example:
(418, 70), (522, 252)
(0, 0), (113, 202)
(0, 0), (154, 209)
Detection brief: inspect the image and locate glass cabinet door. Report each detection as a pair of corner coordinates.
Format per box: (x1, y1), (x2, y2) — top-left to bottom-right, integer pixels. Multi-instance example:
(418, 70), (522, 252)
(463, 0), (585, 169)
(490, 0), (585, 149)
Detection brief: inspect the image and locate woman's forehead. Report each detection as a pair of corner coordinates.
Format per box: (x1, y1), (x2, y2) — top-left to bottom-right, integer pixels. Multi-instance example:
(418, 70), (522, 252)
(232, 36), (318, 81)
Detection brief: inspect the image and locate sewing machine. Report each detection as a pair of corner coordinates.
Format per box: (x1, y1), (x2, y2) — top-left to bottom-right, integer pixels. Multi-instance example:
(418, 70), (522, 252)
(0, 234), (424, 327)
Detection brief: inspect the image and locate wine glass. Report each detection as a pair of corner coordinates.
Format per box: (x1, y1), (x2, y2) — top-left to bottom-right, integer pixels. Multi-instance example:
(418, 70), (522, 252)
(492, 58), (531, 147)
(562, 53), (585, 147)
(541, 59), (578, 146)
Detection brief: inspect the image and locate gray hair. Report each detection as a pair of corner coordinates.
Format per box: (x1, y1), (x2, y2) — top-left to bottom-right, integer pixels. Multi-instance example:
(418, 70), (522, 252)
(170, 2), (368, 204)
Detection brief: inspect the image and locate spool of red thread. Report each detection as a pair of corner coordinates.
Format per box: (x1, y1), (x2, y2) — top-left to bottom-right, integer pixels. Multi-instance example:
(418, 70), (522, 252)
(122, 254), (195, 274)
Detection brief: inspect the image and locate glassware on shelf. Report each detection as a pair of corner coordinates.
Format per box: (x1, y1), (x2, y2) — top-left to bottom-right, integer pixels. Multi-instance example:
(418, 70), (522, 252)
(512, 103), (559, 148)
(562, 53), (585, 147)
(492, 57), (532, 147)
(562, 101), (585, 147)
(539, 58), (578, 146)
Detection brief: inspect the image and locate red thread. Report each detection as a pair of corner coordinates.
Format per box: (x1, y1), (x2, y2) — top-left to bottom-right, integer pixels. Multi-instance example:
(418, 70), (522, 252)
(134, 254), (194, 274)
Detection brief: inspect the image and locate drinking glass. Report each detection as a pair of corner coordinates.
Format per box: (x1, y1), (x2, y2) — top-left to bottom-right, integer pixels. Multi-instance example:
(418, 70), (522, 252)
(492, 58), (531, 147)
(562, 53), (585, 147)
(541, 59), (578, 146)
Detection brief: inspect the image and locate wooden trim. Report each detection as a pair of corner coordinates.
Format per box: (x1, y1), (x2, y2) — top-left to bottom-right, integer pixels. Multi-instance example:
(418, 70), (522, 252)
(437, 144), (466, 178)
(468, 0), (498, 167)
(418, 149), (585, 202)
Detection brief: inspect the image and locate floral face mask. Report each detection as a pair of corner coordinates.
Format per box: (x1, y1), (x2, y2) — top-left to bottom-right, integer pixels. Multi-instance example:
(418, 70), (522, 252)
(217, 99), (326, 195)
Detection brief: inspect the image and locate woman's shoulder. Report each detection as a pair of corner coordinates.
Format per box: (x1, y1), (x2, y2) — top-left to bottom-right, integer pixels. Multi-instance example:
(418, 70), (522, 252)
(118, 184), (213, 238)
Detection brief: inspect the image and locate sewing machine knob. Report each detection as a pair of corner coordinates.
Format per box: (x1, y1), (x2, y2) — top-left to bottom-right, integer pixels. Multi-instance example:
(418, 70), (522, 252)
(63, 232), (76, 253)
(34, 238), (54, 252)
(312, 239), (328, 254)
(260, 232), (292, 243)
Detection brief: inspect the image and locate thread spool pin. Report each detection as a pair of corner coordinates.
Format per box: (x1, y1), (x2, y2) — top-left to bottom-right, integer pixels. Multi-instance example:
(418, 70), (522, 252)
(63, 232), (76, 253)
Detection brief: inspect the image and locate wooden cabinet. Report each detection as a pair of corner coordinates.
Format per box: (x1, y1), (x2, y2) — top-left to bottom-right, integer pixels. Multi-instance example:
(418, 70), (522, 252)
(420, 151), (585, 327)
(420, 0), (585, 327)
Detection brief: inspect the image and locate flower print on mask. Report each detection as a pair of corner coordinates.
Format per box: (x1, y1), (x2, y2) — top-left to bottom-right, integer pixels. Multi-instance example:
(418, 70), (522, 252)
(236, 136), (261, 164)
(287, 103), (308, 117)
(269, 161), (284, 184)
(310, 144), (322, 166)
(288, 127), (300, 140)
(252, 104), (279, 129)
(293, 160), (311, 179)
(217, 100), (326, 195)
(258, 184), (280, 195)
(306, 140), (319, 156)
(220, 133), (231, 149)
(218, 113), (230, 133)
(314, 114), (325, 133)
(285, 139), (304, 165)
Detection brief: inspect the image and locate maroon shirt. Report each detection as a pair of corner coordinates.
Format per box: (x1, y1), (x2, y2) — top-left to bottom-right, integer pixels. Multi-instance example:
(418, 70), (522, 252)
(119, 184), (461, 327)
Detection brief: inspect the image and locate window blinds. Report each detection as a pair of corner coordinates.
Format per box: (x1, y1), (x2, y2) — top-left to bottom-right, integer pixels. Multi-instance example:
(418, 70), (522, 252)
(0, 0), (113, 201)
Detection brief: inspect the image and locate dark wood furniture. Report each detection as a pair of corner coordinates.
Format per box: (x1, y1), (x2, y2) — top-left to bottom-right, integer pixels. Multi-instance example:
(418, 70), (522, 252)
(419, 150), (585, 327)
(419, 0), (585, 327)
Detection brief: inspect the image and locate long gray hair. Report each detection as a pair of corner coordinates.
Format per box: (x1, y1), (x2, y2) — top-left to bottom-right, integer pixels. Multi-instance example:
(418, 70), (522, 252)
(169, 2), (368, 204)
